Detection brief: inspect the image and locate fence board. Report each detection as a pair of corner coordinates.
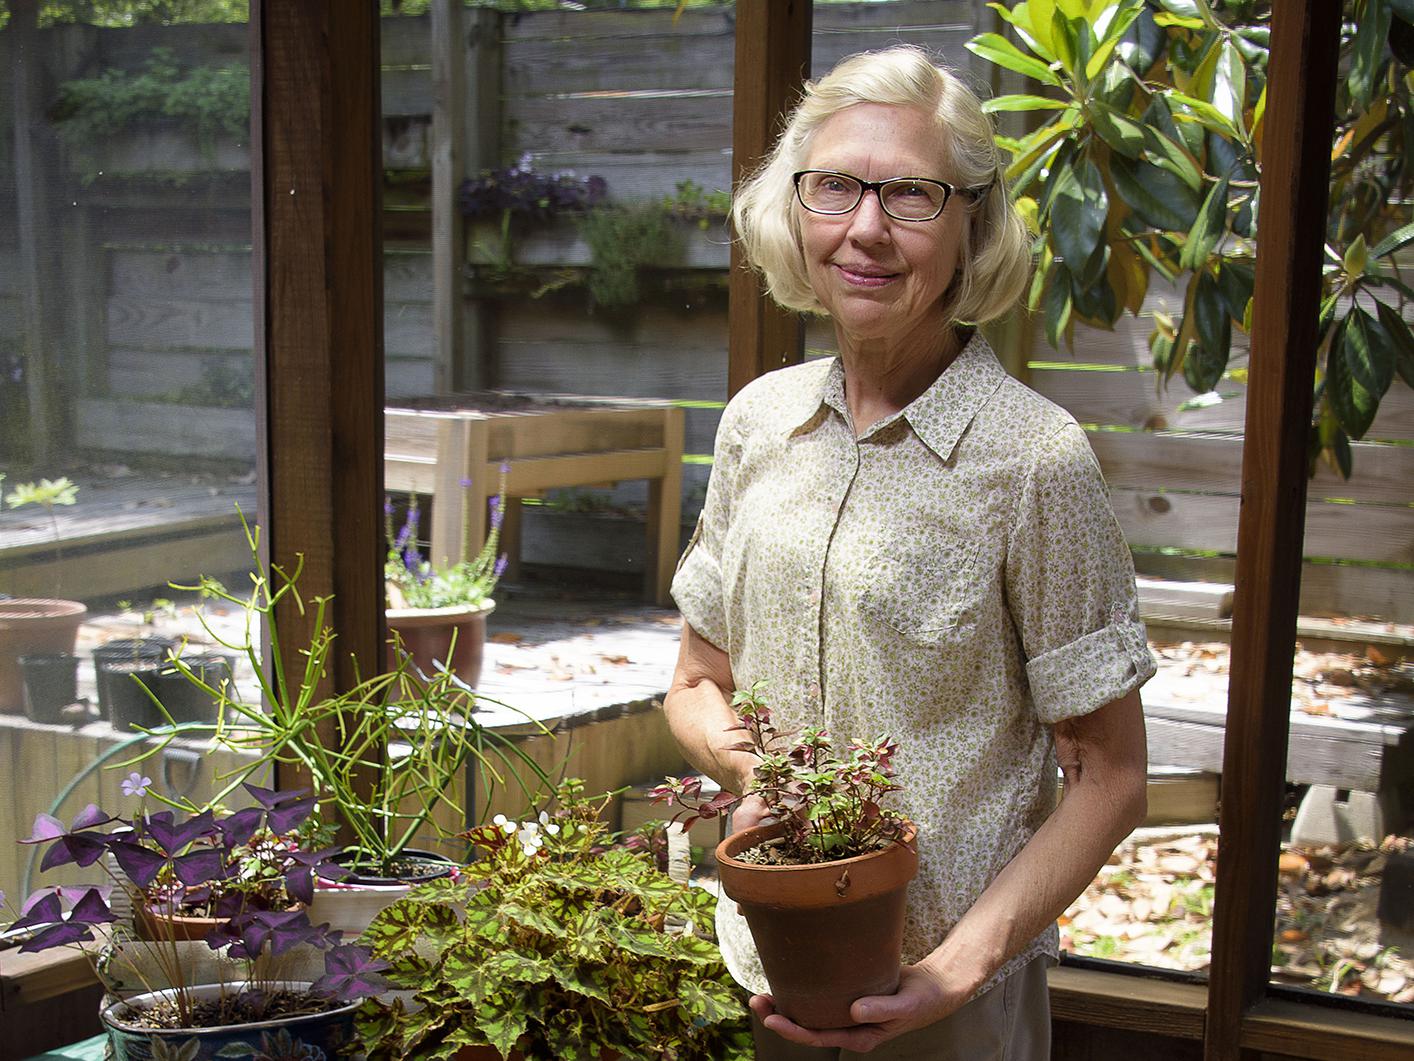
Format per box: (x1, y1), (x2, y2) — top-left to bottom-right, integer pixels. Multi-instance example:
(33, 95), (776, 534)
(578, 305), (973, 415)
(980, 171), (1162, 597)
(504, 36), (734, 96)
(381, 15), (430, 68)
(503, 150), (730, 204)
(508, 92), (734, 156)
(497, 341), (726, 403)
(106, 296), (253, 351)
(1110, 488), (1412, 565)
(1089, 430), (1414, 506)
(95, 22), (246, 70)
(107, 348), (249, 399)
(110, 249), (253, 302)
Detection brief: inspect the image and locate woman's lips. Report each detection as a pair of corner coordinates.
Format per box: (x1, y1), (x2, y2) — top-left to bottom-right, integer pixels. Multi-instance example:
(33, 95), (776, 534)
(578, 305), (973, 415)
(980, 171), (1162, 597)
(835, 263), (899, 287)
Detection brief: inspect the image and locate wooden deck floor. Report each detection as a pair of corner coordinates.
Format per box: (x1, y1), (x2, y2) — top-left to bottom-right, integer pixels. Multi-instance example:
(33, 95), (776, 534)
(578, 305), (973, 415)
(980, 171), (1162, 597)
(0, 473), (258, 599)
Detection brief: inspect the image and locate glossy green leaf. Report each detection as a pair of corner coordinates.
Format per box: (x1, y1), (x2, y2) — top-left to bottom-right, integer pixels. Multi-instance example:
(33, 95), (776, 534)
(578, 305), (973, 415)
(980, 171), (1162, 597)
(1042, 268), (1074, 350)
(997, 0), (1059, 61)
(1350, 0), (1393, 111)
(1157, 0), (1203, 14)
(1070, 255), (1118, 322)
(982, 93), (1072, 113)
(1369, 219), (1414, 259)
(1206, 40), (1247, 130)
(965, 33), (1063, 87)
(1215, 258), (1254, 324)
(1049, 157), (1108, 274)
(1344, 306), (1396, 397)
(1110, 156), (1199, 232)
(1089, 102), (1147, 157)
(1189, 270), (1231, 390)
(1165, 89), (1243, 141)
(1374, 299), (1414, 388)
(1141, 127), (1203, 192)
(1343, 235), (1370, 278)
(1180, 175), (1229, 271)
(1328, 316), (1378, 439)
(1153, 11), (1205, 28)
(1050, 10), (1080, 78)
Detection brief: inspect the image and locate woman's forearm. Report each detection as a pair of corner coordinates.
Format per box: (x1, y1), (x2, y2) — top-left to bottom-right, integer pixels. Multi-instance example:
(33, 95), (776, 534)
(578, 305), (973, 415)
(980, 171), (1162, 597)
(662, 621), (758, 794)
(917, 690), (1148, 996)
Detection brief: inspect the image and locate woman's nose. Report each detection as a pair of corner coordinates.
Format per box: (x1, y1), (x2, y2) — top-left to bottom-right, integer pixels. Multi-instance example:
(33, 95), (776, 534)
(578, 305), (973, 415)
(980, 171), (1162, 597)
(847, 188), (891, 241)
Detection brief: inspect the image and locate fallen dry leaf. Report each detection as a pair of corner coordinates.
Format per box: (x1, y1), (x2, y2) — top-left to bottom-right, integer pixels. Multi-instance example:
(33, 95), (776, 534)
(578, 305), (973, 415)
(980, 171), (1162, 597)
(600, 654), (630, 666)
(489, 631), (524, 644)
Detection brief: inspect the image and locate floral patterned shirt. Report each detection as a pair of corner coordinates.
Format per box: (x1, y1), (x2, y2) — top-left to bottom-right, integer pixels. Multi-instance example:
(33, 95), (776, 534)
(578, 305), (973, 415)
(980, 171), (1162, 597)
(671, 331), (1156, 995)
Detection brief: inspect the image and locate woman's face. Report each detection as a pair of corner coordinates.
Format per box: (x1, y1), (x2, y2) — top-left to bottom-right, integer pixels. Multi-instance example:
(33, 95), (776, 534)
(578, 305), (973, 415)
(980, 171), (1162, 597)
(797, 103), (967, 350)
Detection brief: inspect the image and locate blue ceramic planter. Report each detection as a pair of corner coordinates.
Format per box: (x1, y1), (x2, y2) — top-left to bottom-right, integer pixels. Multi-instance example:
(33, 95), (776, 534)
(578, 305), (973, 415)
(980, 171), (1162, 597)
(100, 983), (358, 1061)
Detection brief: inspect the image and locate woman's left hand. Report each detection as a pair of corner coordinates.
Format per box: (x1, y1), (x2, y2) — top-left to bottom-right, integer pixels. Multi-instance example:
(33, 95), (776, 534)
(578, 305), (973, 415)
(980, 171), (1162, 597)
(749, 963), (971, 1054)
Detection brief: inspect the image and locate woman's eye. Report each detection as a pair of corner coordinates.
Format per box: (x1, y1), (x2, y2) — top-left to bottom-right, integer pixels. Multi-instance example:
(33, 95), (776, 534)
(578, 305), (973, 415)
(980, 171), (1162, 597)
(820, 178), (850, 193)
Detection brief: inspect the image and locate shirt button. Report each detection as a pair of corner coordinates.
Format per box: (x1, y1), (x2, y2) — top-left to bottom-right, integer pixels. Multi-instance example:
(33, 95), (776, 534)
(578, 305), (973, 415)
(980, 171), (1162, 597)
(807, 681), (821, 700)
(808, 588), (822, 606)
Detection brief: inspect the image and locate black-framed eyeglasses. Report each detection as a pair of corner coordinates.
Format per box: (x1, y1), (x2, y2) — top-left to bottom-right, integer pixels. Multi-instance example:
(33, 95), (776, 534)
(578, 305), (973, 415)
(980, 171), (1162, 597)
(792, 169), (982, 222)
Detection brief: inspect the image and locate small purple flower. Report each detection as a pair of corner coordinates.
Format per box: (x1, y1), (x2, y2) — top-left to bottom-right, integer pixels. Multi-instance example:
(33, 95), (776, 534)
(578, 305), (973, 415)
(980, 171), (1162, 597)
(459, 477), (474, 489)
(121, 772), (152, 798)
(490, 495), (504, 531)
(493, 555), (508, 579)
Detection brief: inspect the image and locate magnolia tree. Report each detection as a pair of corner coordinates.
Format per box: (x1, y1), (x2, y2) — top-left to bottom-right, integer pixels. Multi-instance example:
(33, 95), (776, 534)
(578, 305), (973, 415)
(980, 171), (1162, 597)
(969, 0), (1414, 475)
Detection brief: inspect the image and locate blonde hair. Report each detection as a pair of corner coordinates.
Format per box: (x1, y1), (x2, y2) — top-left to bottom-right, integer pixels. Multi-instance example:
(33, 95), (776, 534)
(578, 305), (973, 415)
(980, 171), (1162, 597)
(732, 45), (1031, 326)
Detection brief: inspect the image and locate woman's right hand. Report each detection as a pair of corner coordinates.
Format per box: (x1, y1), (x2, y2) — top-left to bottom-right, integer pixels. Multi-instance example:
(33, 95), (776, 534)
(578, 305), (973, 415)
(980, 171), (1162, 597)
(728, 792), (772, 834)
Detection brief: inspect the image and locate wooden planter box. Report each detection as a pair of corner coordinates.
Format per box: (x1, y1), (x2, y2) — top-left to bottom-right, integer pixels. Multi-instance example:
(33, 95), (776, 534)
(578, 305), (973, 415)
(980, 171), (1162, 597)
(385, 393), (683, 605)
(466, 216), (730, 271)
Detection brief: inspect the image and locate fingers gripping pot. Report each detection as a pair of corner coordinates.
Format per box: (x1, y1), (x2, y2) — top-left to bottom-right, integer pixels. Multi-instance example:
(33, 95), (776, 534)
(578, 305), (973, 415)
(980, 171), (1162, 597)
(715, 821), (919, 1030)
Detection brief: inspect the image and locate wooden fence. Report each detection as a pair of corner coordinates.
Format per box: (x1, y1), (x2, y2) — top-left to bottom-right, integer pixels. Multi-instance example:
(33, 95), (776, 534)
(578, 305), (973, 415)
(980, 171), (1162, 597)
(0, 2), (1409, 621)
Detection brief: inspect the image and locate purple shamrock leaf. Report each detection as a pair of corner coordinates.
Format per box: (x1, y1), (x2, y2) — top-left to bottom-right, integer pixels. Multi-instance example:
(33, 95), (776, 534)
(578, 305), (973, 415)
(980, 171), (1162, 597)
(19, 814), (64, 844)
(109, 840), (169, 887)
(282, 847), (347, 905)
(38, 831), (110, 872)
(243, 782), (312, 810)
(19, 921), (94, 953)
(68, 887), (117, 926)
(240, 908), (316, 957)
(265, 793), (316, 835)
(12, 891), (63, 931)
(311, 944), (391, 1002)
(172, 848), (226, 887)
(69, 805), (113, 832)
(143, 810), (217, 855)
(219, 807), (264, 848)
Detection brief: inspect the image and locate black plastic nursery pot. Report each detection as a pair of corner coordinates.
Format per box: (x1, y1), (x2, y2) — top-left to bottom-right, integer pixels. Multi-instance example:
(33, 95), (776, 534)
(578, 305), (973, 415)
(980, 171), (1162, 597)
(94, 637), (176, 730)
(152, 652), (235, 725)
(18, 652), (80, 724)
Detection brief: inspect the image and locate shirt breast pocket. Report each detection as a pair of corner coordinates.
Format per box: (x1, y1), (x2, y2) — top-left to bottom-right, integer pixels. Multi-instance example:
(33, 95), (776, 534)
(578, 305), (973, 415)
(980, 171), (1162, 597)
(859, 537), (984, 645)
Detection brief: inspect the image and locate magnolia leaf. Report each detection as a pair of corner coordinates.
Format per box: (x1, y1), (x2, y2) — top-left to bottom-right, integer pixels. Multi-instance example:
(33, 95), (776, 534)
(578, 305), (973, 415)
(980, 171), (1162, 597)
(965, 33), (1063, 87)
(1179, 175), (1229, 271)
(1166, 274), (1202, 383)
(1110, 156), (1199, 232)
(1344, 306), (1396, 397)
(1049, 10), (1080, 78)
(1350, 0), (1394, 111)
(1186, 271), (1231, 393)
(1049, 158), (1108, 274)
(1327, 317), (1378, 439)
(1343, 235), (1370, 279)
(987, 2), (1058, 61)
(982, 93), (1071, 113)
(1215, 258), (1254, 325)
(1070, 255), (1118, 324)
(1042, 268), (1074, 351)
(1370, 219), (1414, 259)
(1140, 101), (1203, 191)
(1153, 11), (1205, 28)
(1374, 299), (1414, 387)
(1211, 39), (1247, 131)
(1165, 89), (1243, 141)
(1089, 102), (1146, 158)
(1107, 239), (1150, 317)
(1085, 0), (1146, 79)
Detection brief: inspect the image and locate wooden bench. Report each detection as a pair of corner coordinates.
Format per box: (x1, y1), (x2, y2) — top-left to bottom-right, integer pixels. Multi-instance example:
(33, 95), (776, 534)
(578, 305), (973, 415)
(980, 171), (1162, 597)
(1143, 691), (1414, 841)
(384, 394), (684, 606)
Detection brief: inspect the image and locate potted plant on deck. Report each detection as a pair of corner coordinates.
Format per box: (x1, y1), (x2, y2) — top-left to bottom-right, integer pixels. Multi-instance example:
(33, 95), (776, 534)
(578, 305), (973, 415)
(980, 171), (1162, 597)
(652, 683), (918, 1030)
(384, 475), (507, 690)
(125, 518), (552, 934)
(2, 781), (390, 1059)
(355, 780), (753, 1061)
(0, 474), (88, 716)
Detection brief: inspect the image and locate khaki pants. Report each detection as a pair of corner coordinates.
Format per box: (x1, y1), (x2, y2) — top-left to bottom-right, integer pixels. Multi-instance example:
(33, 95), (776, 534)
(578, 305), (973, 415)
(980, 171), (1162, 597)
(750, 956), (1052, 1061)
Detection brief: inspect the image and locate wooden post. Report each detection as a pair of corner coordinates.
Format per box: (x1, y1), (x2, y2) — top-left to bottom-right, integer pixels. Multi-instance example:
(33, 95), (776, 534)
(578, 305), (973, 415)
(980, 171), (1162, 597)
(250, 0), (385, 791)
(11, 0), (54, 463)
(463, 7), (503, 391)
(1203, 5), (1341, 1059)
(431, 0), (466, 395)
(727, 0), (811, 398)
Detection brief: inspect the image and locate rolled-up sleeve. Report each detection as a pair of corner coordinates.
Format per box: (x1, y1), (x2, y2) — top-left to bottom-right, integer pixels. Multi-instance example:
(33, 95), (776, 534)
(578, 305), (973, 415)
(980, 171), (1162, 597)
(1005, 421), (1156, 725)
(670, 409), (739, 652)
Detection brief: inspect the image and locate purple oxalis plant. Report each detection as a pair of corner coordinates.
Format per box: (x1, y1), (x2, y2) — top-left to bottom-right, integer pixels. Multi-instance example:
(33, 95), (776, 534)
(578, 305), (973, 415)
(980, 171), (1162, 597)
(6, 782), (387, 1005)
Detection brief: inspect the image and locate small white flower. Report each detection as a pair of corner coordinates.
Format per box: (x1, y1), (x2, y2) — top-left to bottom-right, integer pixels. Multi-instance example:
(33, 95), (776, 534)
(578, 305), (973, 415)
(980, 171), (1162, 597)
(536, 811), (561, 836)
(493, 813), (515, 835)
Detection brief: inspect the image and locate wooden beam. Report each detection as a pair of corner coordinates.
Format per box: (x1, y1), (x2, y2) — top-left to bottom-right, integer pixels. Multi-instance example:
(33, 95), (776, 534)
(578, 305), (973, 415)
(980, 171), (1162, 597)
(727, 0), (811, 397)
(251, 1), (385, 788)
(1204, 5), (1342, 1060)
(432, 0), (467, 394)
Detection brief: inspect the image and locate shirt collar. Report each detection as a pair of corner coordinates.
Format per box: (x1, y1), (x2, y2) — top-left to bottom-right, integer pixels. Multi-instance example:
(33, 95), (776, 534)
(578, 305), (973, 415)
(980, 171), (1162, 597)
(783, 331), (1008, 462)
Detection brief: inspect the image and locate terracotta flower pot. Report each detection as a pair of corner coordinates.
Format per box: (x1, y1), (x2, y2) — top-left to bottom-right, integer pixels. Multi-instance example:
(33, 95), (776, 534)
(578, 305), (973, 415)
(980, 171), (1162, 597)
(714, 822), (919, 1030)
(386, 602), (493, 688)
(0, 598), (87, 713)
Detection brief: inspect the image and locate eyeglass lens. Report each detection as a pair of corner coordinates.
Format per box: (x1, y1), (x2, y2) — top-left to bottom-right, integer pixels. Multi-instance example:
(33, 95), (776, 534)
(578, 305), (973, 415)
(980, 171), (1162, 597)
(797, 172), (950, 220)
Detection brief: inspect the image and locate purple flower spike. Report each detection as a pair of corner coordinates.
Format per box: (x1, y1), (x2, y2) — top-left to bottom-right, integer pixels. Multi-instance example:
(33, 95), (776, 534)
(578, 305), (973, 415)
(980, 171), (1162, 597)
(459, 477), (474, 489)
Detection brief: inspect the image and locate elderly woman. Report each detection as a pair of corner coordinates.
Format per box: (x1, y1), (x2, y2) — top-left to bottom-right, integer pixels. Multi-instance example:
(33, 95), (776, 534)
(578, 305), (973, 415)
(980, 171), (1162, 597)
(664, 45), (1155, 1060)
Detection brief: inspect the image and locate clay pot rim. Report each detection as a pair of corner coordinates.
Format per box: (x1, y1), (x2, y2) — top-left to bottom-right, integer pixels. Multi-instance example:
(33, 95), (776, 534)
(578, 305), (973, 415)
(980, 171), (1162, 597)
(716, 821), (918, 872)
(0, 598), (88, 621)
(386, 601), (496, 623)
